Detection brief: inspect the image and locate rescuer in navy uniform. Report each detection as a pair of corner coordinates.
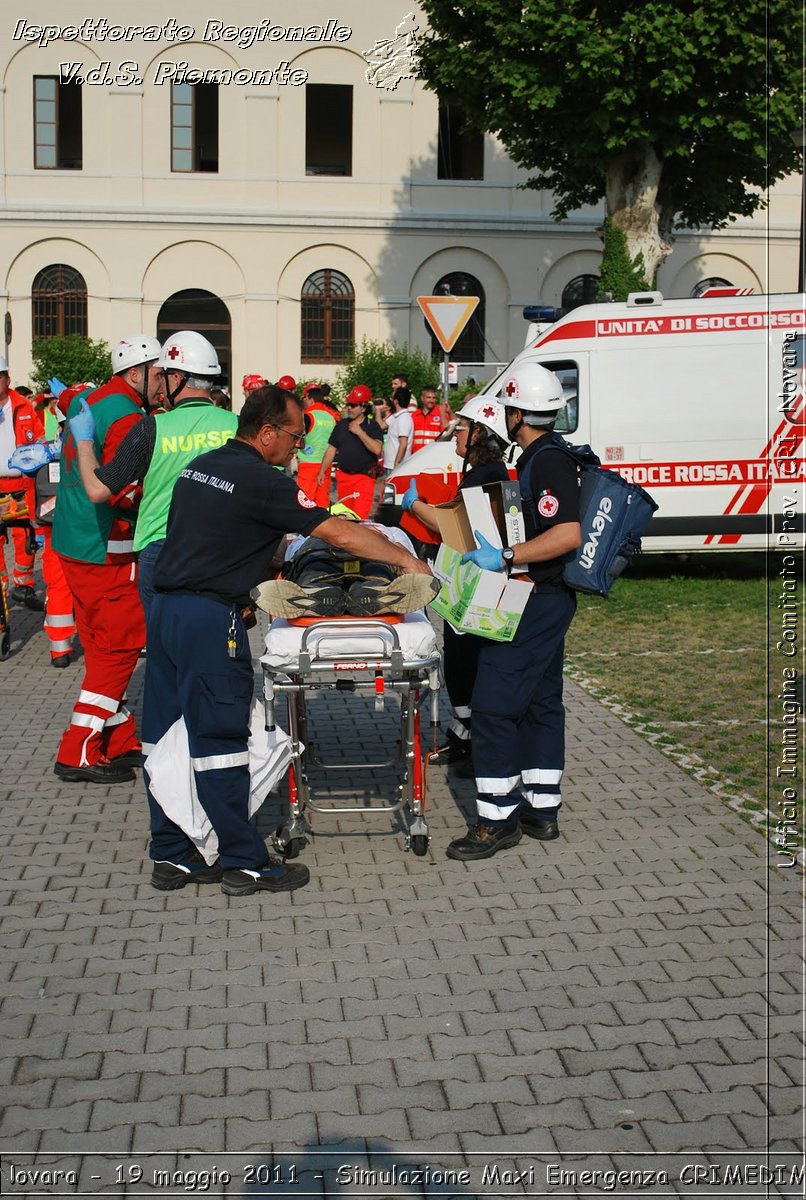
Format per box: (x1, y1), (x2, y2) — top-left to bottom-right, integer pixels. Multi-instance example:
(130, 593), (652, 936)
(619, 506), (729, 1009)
(446, 363), (581, 861)
(141, 385), (433, 896)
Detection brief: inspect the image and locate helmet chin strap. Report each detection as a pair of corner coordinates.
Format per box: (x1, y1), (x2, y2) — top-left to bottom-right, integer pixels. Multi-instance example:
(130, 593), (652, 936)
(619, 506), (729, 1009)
(164, 369), (189, 406)
(136, 364), (153, 408)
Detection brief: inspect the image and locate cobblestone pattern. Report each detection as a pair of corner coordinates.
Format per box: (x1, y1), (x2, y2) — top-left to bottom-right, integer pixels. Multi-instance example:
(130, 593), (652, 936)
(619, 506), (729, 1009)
(0, 601), (801, 1193)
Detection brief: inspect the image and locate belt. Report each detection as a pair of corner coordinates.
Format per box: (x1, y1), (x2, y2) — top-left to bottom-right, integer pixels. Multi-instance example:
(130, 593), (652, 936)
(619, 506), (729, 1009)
(531, 580), (569, 594)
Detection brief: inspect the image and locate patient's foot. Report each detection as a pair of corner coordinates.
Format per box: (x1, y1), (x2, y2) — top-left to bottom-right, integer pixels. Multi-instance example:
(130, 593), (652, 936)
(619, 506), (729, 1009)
(252, 579), (347, 618)
(346, 574), (440, 617)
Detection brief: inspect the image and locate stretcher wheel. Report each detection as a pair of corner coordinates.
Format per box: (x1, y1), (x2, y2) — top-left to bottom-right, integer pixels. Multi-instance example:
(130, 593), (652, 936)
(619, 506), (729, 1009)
(410, 834), (428, 857)
(0, 630), (10, 661)
(273, 823), (304, 859)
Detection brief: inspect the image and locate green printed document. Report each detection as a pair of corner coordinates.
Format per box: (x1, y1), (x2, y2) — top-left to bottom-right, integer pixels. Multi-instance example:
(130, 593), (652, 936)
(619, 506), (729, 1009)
(430, 545), (533, 642)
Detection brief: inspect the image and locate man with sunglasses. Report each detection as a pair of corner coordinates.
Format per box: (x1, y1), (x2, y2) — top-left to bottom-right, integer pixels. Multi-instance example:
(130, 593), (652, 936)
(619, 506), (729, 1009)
(70, 331), (236, 619)
(315, 384), (383, 518)
(141, 384), (434, 897)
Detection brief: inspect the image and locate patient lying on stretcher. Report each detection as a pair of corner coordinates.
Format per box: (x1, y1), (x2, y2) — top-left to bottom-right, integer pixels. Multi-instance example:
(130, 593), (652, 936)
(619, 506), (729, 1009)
(254, 503), (439, 619)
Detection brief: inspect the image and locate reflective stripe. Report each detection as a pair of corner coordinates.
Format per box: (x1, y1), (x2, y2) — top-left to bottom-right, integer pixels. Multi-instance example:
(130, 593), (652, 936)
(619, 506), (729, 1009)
(104, 708), (132, 728)
(448, 718), (470, 741)
(476, 774), (520, 795)
(521, 768), (563, 785)
(70, 712), (106, 732)
(454, 705), (472, 719)
(478, 798), (520, 821)
(107, 539), (134, 553)
(44, 612), (74, 627)
(79, 690), (118, 713)
(523, 793), (563, 810)
(191, 751), (250, 772)
(49, 637), (73, 652)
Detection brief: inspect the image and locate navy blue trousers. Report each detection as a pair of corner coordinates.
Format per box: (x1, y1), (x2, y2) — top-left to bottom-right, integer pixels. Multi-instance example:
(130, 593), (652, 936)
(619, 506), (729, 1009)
(142, 593), (269, 869)
(470, 586), (576, 825)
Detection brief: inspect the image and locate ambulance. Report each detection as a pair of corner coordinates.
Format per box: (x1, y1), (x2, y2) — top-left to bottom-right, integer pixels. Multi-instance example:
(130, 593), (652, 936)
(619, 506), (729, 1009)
(383, 289), (806, 552)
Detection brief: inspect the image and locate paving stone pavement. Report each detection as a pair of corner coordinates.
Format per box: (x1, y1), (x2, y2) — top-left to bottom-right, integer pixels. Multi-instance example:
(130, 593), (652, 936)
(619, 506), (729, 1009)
(0, 599), (802, 1198)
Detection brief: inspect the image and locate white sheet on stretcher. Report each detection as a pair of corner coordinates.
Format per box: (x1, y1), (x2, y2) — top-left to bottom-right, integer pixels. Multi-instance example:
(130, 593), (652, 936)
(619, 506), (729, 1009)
(261, 610), (438, 670)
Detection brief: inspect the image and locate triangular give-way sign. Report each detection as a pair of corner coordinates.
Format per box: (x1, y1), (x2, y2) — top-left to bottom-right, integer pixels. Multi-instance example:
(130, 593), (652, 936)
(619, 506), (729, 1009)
(417, 295), (480, 353)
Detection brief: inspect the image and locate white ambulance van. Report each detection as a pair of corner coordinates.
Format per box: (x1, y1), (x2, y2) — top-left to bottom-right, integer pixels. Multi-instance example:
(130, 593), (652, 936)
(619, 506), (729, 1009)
(383, 290), (805, 552)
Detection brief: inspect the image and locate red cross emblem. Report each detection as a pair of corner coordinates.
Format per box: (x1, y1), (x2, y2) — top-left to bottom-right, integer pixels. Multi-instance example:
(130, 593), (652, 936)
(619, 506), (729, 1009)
(167, 345), (182, 360)
(504, 379), (518, 397)
(482, 405), (496, 418)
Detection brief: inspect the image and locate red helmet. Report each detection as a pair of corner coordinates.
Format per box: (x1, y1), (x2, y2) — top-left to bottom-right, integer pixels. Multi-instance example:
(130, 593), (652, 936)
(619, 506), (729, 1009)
(242, 373), (265, 392)
(276, 374), (297, 392)
(346, 384), (372, 406)
(303, 381), (320, 396)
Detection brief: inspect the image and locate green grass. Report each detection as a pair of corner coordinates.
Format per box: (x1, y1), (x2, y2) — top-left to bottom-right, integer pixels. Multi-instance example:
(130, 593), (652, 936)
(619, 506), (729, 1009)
(565, 553), (804, 856)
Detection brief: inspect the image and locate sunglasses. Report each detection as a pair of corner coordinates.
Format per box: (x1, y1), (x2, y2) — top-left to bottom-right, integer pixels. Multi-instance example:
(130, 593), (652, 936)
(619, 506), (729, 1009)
(267, 411), (312, 447)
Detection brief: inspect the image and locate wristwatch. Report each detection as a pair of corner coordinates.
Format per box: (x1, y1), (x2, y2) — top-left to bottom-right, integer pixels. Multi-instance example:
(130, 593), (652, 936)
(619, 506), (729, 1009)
(502, 547), (516, 574)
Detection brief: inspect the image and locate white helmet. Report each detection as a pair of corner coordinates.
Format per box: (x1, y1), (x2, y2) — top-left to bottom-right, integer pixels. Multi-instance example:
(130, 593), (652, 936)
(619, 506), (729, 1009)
(456, 394), (508, 442)
(158, 331), (221, 376)
(112, 335), (162, 374)
(496, 362), (565, 414)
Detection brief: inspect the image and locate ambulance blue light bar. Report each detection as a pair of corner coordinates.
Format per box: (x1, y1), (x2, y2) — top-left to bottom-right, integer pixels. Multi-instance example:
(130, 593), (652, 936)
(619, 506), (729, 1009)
(522, 306), (557, 322)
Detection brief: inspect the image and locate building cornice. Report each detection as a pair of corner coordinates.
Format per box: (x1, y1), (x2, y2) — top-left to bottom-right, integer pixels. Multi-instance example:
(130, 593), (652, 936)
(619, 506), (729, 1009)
(0, 205), (793, 240)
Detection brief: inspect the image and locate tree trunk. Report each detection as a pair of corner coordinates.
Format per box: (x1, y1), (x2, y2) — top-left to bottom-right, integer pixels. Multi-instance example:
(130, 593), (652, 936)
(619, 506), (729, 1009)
(605, 144), (674, 285)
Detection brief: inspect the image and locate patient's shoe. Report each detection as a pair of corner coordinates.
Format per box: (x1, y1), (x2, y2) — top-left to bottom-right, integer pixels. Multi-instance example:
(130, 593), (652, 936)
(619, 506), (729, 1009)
(253, 579), (347, 618)
(346, 573), (440, 617)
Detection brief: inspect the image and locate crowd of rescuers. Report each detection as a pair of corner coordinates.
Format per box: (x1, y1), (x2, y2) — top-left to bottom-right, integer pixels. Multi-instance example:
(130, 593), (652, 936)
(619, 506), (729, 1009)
(20, 338), (578, 893)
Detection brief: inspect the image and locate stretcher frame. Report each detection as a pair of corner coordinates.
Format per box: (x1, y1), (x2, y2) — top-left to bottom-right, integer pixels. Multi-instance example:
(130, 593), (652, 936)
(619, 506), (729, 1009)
(261, 616), (441, 857)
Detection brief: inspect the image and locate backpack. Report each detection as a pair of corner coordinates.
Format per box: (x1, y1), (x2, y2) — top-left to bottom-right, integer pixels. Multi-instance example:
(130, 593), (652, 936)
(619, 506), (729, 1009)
(520, 434), (659, 597)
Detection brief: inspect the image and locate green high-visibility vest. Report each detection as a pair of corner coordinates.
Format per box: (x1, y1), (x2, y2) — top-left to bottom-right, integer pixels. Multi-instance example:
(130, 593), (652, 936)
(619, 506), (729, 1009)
(134, 401), (238, 551)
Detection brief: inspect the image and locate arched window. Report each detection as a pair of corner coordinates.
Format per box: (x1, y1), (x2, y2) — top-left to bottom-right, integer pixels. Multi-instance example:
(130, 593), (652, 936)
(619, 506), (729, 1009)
(157, 289), (231, 386)
(561, 274), (599, 311)
(691, 277), (733, 297)
(32, 264), (87, 338)
(429, 272), (485, 362)
(301, 270), (355, 363)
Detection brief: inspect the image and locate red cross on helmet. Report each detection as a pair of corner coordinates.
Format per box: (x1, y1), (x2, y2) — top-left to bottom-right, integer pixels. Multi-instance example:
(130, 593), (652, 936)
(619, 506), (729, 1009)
(158, 331), (221, 376)
(456, 393), (507, 441)
(497, 363), (564, 413)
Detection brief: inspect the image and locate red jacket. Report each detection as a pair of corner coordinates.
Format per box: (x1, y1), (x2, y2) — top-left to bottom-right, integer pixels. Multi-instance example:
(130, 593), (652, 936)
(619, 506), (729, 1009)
(0, 389), (46, 501)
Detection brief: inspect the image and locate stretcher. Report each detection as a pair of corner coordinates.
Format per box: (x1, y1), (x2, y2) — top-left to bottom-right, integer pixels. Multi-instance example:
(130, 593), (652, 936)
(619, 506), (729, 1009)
(261, 611), (441, 857)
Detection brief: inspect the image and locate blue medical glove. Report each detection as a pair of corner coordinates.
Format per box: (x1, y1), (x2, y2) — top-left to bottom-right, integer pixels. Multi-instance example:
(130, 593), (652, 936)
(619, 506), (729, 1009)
(460, 530), (504, 572)
(401, 479), (419, 512)
(47, 377), (67, 396)
(69, 396), (95, 442)
(8, 443), (51, 474)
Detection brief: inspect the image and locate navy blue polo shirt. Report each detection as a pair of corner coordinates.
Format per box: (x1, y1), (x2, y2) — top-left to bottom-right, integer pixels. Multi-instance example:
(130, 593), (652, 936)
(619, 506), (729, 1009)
(154, 438), (330, 605)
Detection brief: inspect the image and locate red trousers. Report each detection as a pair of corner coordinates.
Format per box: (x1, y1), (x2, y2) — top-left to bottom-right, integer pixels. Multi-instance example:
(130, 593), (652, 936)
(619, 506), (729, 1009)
(296, 461), (332, 509)
(42, 531), (76, 660)
(56, 557), (146, 767)
(335, 469), (375, 519)
(1, 524), (35, 590)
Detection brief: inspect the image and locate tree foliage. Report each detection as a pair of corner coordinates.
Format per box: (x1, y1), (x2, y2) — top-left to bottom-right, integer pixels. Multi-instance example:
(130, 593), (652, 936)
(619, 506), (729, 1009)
(418, 0), (802, 271)
(30, 335), (112, 392)
(335, 338), (438, 403)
